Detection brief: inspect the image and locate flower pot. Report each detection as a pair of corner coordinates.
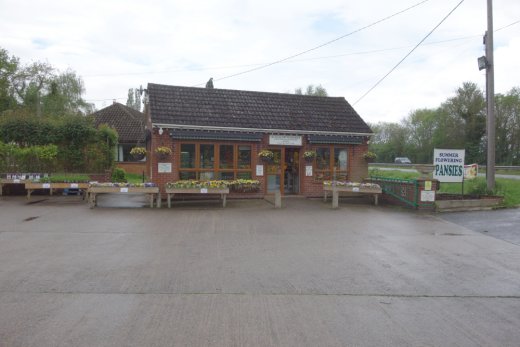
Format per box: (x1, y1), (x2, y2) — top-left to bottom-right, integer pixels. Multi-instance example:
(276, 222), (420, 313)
(132, 153), (145, 161)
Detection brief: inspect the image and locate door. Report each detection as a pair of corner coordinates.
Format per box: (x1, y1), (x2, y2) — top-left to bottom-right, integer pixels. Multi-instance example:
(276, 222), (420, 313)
(284, 148), (299, 194)
(266, 149), (282, 193)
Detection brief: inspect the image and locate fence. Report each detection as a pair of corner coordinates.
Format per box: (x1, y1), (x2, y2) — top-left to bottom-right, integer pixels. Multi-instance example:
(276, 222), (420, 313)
(368, 176), (439, 210)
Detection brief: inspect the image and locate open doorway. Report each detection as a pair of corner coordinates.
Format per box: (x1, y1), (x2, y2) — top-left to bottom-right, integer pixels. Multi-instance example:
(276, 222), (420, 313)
(284, 148), (299, 194)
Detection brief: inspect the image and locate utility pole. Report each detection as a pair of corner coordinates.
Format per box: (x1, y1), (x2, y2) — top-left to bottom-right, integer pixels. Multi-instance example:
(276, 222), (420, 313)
(485, 0), (495, 191)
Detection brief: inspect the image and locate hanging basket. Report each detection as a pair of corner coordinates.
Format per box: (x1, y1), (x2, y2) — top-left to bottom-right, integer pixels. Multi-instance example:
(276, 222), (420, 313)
(132, 153), (145, 161)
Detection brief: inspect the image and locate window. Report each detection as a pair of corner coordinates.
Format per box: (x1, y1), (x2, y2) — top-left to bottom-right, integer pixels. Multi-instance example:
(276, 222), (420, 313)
(178, 143), (252, 180)
(117, 144), (144, 162)
(314, 146), (348, 181)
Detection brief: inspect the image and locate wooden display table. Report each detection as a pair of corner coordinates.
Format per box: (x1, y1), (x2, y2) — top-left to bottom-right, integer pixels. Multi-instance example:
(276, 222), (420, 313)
(25, 182), (89, 200)
(1, 179), (29, 196)
(165, 187), (230, 208)
(87, 186), (160, 208)
(323, 185), (382, 208)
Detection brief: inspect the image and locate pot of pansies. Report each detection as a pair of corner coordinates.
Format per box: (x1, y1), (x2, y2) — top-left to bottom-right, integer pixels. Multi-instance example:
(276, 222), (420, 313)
(155, 146), (172, 160)
(129, 146), (147, 161)
(303, 150), (317, 163)
(257, 149), (274, 163)
(363, 151), (377, 163)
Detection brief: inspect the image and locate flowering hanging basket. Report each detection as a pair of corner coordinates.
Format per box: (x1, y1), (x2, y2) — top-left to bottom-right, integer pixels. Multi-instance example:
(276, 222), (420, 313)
(303, 150), (317, 163)
(363, 151), (377, 162)
(258, 149), (274, 163)
(155, 146), (172, 160)
(130, 147), (147, 161)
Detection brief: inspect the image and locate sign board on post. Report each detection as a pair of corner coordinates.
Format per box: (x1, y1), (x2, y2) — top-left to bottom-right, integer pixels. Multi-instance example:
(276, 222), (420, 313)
(433, 149), (465, 183)
(464, 164), (478, 180)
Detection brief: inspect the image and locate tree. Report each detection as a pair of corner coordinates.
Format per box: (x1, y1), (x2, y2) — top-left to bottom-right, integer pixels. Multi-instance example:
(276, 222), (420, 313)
(495, 88), (520, 165)
(440, 82), (486, 164)
(126, 86), (142, 111)
(42, 70), (94, 116)
(0, 47), (93, 116)
(0, 48), (19, 113)
(294, 84), (328, 96)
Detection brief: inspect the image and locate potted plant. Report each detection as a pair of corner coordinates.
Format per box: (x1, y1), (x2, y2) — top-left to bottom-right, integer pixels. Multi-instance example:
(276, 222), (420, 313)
(130, 147), (147, 161)
(363, 151), (377, 162)
(257, 149), (274, 163)
(303, 150), (317, 163)
(155, 146), (172, 160)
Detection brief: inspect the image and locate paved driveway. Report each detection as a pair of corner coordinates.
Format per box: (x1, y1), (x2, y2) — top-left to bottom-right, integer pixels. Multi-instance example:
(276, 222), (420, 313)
(1, 196), (520, 346)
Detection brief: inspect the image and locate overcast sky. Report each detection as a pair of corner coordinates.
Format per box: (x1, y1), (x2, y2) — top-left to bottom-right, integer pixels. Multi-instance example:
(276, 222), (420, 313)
(1, 0), (519, 123)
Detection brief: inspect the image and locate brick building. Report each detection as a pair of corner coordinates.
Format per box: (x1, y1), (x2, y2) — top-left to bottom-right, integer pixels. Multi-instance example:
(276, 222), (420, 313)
(144, 83), (373, 198)
(92, 102), (147, 175)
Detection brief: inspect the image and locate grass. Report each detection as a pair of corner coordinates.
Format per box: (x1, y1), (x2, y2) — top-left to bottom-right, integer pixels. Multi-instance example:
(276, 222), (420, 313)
(125, 173), (147, 184)
(369, 168), (520, 208)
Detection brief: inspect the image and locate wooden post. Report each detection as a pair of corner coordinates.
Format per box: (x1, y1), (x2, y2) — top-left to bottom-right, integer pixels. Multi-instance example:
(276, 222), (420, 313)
(332, 189), (339, 209)
(274, 190), (282, 209)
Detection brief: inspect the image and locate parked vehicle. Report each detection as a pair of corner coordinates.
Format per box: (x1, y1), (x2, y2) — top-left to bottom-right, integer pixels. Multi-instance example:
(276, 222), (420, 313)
(394, 157), (412, 164)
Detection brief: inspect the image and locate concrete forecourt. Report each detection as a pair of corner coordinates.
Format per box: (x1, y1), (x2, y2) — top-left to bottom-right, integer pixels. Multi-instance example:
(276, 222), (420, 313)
(0, 196), (519, 347)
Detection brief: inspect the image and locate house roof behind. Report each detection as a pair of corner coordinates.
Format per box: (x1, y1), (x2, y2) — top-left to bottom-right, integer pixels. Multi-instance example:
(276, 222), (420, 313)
(148, 83), (372, 135)
(92, 102), (146, 143)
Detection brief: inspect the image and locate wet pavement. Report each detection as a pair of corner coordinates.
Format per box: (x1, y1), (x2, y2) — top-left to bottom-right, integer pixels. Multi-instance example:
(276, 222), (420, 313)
(1, 196), (520, 346)
(439, 208), (520, 245)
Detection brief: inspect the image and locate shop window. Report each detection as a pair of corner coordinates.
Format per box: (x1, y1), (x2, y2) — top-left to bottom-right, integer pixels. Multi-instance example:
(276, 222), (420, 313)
(200, 144), (214, 168)
(178, 143), (252, 180)
(220, 145), (234, 169)
(180, 144), (195, 168)
(238, 146), (251, 169)
(315, 146), (348, 181)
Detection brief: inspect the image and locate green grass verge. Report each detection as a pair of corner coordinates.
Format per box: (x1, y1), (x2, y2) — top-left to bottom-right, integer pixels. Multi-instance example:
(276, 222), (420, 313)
(369, 168), (520, 208)
(126, 173), (147, 184)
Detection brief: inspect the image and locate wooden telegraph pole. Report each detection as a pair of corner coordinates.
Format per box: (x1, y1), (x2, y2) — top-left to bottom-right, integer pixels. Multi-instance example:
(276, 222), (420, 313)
(485, 0), (496, 191)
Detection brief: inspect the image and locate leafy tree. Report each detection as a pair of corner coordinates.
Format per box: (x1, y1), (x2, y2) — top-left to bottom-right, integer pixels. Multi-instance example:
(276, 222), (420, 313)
(126, 86), (142, 111)
(0, 48), (19, 113)
(495, 88), (520, 165)
(295, 84), (328, 96)
(440, 82), (486, 163)
(0, 47), (93, 116)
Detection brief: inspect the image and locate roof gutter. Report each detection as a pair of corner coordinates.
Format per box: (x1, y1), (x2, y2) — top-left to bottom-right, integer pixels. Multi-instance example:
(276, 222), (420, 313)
(151, 123), (374, 137)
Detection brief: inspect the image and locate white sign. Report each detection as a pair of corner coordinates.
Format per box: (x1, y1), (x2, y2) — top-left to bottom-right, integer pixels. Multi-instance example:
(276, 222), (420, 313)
(464, 164), (478, 180)
(305, 165), (313, 177)
(421, 190), (436, 202)
(269, 135), (302, 146)
(13, 179), (20, 183)
(256, 165), (264, 176)
(433, 149), (465, 183)
(42, 183), (51, 189)
(70, 183), (79, 188)
(120, 187), (129, 193)
(158, 163), (172, 173)
(352, 187), (360, 192)
(200, 188), (208, 194)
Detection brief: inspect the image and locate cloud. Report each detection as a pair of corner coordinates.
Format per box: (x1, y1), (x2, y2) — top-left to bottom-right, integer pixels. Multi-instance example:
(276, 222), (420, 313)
(0, 0), (518, 123)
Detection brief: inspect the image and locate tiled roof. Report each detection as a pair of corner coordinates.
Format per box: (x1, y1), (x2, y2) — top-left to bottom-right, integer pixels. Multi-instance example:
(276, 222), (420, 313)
(92, 103), (146, 143)
(148, 83), (372, 134)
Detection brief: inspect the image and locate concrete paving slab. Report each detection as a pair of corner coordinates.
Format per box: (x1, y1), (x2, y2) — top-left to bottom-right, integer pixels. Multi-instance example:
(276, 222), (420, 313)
(1, 196), (520, 346)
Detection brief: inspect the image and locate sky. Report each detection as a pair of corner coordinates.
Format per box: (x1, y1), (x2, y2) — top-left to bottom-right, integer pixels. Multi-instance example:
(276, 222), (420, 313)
(1, 0), (519, 124)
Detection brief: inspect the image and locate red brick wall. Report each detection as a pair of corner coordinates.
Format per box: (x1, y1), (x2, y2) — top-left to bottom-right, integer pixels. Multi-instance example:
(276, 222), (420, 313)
(116, 162), (147, 175)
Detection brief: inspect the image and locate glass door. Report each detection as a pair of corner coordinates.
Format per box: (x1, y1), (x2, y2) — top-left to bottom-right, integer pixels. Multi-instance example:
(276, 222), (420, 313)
(266, 149), (282, 193)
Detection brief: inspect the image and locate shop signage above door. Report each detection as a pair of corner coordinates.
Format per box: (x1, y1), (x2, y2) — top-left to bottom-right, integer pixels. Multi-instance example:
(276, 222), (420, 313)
(269, 135), (302, 146)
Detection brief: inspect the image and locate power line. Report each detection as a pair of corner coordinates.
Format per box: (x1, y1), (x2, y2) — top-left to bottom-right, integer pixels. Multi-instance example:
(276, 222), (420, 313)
(82, 19), (518, 80)
(353, 0), (465, 106)
(190, 0), (431, 87)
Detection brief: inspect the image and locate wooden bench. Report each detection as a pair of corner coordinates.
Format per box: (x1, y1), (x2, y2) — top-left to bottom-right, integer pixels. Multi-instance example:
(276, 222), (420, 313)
(323, 185), (382, 208)
(87, 186), (160, 208)
(165, 187), (230, 208)
(25, 182), (90, 200)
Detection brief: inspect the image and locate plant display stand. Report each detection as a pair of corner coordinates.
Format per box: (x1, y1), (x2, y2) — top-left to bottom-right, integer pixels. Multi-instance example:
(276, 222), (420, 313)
(165, 187), (230, 208)
(25, 182), (90, 200)
(87, 186), (160, 208)
(1, 179), (30, 196)
(323, 185), (382, 208)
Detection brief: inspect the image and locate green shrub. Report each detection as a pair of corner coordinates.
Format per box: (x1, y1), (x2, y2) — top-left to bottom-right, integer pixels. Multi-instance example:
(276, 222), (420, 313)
(111, 167), (127, 182)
